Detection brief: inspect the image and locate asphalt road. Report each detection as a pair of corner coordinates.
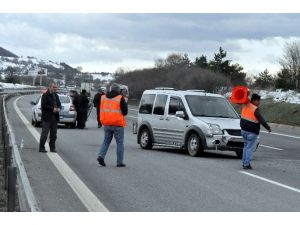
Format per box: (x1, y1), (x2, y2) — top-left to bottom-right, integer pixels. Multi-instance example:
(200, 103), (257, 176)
(5, 94), (300, 212)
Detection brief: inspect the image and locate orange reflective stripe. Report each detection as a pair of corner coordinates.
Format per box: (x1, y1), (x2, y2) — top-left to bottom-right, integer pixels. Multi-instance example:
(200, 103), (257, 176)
(241, 103), (258, 123)
(100, 95), (126, 127)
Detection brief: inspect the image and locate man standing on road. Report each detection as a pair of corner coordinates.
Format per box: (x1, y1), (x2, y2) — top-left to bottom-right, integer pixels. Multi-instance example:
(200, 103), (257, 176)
(39, 82), (61, 153)
(93, 87), (106, 128)
(240, 93), (271, 169)
(73, 89), (89, 129)
(97, 83), (128, 167)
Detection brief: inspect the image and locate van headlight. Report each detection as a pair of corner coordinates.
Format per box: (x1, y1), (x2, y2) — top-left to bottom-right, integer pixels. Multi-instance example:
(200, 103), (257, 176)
(208, 123), (223, 135)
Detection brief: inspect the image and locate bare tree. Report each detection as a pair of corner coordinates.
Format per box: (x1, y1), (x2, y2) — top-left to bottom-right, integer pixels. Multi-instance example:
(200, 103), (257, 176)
(155, 53), (190, 69)
(279, 41), (300, 89)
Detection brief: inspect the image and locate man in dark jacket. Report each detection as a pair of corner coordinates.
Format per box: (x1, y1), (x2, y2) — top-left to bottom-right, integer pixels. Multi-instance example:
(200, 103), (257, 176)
(39, 82), (62, 153)
(73, 89), (89, 129)
(240, 93), (271, 169)
(93, 87), (106, 128)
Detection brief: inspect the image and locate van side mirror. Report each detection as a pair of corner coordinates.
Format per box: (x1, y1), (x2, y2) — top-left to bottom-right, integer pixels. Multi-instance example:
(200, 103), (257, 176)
(175, 111), (186, 120)
(30, 101), (36, 105)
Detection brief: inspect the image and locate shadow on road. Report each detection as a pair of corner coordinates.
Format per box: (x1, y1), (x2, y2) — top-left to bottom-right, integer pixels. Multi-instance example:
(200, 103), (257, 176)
(146, 147), (239, 160)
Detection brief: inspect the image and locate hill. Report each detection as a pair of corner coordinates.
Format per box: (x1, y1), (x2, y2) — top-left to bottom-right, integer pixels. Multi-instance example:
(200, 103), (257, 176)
(0, 46), (18, 57)
(0, 47), (114, 87)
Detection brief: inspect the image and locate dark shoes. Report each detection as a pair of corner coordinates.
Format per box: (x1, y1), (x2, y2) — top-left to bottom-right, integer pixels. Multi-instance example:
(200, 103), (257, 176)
(97, 156), (106, 167)
(243, 164), (253, 170)
(117, 163), (126, 167)
(98, 124), (102, 128)
(50, 149), (57, 153)
(39, 149), (47, 153)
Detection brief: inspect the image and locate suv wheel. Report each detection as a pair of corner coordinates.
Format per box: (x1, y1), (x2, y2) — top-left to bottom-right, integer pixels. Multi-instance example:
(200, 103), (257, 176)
(139, 128), (153, 149)
(187, 133), (203, 157)
(235, 150), (243, 159)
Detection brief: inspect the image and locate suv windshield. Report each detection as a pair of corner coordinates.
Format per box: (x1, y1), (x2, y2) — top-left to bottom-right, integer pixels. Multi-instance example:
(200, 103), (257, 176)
(185, 95), (239, 119)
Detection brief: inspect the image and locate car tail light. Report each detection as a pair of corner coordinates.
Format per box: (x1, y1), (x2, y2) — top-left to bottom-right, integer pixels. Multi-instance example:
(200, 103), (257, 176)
(69, 105), (76, 111)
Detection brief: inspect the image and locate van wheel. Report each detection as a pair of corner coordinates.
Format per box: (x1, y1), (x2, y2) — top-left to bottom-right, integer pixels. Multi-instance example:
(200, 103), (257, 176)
(235, 150), (243, 159)
(139, 128), (152, 149)
(187, 133), (203, 157)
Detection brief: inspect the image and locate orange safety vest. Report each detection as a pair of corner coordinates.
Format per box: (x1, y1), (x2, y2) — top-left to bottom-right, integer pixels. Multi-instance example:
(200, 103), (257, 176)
(241, 102), (259, 123)
(100, 95), (126, 127)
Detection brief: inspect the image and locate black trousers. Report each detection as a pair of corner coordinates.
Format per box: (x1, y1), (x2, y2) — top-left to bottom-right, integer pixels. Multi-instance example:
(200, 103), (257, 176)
(76, 109), (87, 128)
(39, 117), (58, 151)
(96, 107), (101, 126)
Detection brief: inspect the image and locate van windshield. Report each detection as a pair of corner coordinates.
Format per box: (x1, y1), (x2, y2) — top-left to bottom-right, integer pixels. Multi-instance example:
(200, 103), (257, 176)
(185, 95), (239, 119)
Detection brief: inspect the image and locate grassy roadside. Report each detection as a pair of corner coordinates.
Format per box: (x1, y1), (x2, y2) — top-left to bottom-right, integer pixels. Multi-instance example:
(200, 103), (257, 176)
(232, 99), (300, 127)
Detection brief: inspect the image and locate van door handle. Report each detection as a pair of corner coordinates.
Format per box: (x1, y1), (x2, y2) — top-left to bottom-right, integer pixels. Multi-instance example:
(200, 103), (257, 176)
(165, 117), (170, 121)
(159, 117), (164, 120)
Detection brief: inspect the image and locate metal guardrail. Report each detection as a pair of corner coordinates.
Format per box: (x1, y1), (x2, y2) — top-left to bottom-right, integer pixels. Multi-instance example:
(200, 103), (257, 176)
(0, 90), (40, 211)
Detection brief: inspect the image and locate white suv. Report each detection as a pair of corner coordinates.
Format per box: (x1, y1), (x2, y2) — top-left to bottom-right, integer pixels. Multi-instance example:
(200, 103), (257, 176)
(136, 88), (244, 158)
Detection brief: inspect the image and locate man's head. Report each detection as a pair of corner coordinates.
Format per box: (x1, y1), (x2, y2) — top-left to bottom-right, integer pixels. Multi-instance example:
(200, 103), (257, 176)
(49, 82), (58, 93)
(99, 87), (106, 94)
(109, 83), (120, 93)
(251, 93), (261, 106)
(81, 89), (87, 95)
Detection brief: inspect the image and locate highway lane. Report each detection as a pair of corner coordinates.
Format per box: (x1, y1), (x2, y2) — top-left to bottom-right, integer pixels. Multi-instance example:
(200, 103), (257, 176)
(6, 94), (300, 211)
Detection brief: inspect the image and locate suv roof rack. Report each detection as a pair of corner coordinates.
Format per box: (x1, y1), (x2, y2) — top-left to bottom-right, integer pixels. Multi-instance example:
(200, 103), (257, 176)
(186, 89), (205, 92)
(154, 87), (175, 90)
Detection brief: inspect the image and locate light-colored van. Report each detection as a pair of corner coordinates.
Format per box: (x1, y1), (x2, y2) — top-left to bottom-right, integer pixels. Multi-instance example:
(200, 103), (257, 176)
(136, 88), (244, 158)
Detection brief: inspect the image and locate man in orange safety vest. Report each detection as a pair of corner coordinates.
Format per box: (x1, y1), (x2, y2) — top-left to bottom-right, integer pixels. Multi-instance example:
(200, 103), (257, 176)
(240, 93), (271, 169)
(97, 83), (128, 167)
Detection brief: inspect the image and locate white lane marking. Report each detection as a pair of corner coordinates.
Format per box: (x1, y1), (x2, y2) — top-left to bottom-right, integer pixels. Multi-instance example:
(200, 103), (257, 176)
(261, 131), (300, 139)
(14, 96), (109, 212)
(259, 145), (284, 151)
(240, 171), (300, 194)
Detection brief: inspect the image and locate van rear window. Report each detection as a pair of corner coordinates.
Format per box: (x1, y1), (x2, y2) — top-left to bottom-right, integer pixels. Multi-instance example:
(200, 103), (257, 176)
(139, 94), (155, 114)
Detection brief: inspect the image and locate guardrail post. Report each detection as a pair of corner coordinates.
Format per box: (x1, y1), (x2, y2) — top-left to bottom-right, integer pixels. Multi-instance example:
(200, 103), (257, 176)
(7, 166), (16, 212)
(4, 146), (12, 190)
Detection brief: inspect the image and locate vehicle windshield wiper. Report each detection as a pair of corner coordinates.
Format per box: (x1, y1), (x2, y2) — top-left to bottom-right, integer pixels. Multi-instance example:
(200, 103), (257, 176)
(214, 115), (235, 118)
(195, 114), (236, 118)
(195, 114), (215, 117)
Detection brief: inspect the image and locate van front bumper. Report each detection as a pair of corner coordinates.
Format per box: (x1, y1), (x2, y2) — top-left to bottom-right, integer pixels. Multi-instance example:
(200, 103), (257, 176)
(206, 134), (244, 151)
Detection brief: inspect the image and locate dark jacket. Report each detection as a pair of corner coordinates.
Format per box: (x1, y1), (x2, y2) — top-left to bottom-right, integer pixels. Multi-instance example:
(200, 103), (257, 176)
(41, 90), (61, 122)
(105, 90), (128, 116)
(93, 92), (103, 109)
(73, 93), (89, 112)
(240, 107), (270, 135)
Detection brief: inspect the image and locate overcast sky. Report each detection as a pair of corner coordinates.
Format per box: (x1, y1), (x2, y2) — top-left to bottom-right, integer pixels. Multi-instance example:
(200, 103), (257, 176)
(1, 13), (300, 75)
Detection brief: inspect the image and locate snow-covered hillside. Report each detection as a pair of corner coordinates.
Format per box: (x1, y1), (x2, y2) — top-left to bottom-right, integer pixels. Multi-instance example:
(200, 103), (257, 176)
(0, 82), (34, 89)
(90, 73), (115, 82)
(0, 56), (62, 74)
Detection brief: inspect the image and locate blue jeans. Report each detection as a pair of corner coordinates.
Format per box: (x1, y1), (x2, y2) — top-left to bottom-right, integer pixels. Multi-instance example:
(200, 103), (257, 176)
(98, 126), (125, 164)
(241, 130), (258, 166)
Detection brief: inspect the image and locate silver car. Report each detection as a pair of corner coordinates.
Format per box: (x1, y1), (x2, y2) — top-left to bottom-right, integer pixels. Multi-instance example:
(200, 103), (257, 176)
(31, 94), (77, 128)
(136, 88), (245, 158)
